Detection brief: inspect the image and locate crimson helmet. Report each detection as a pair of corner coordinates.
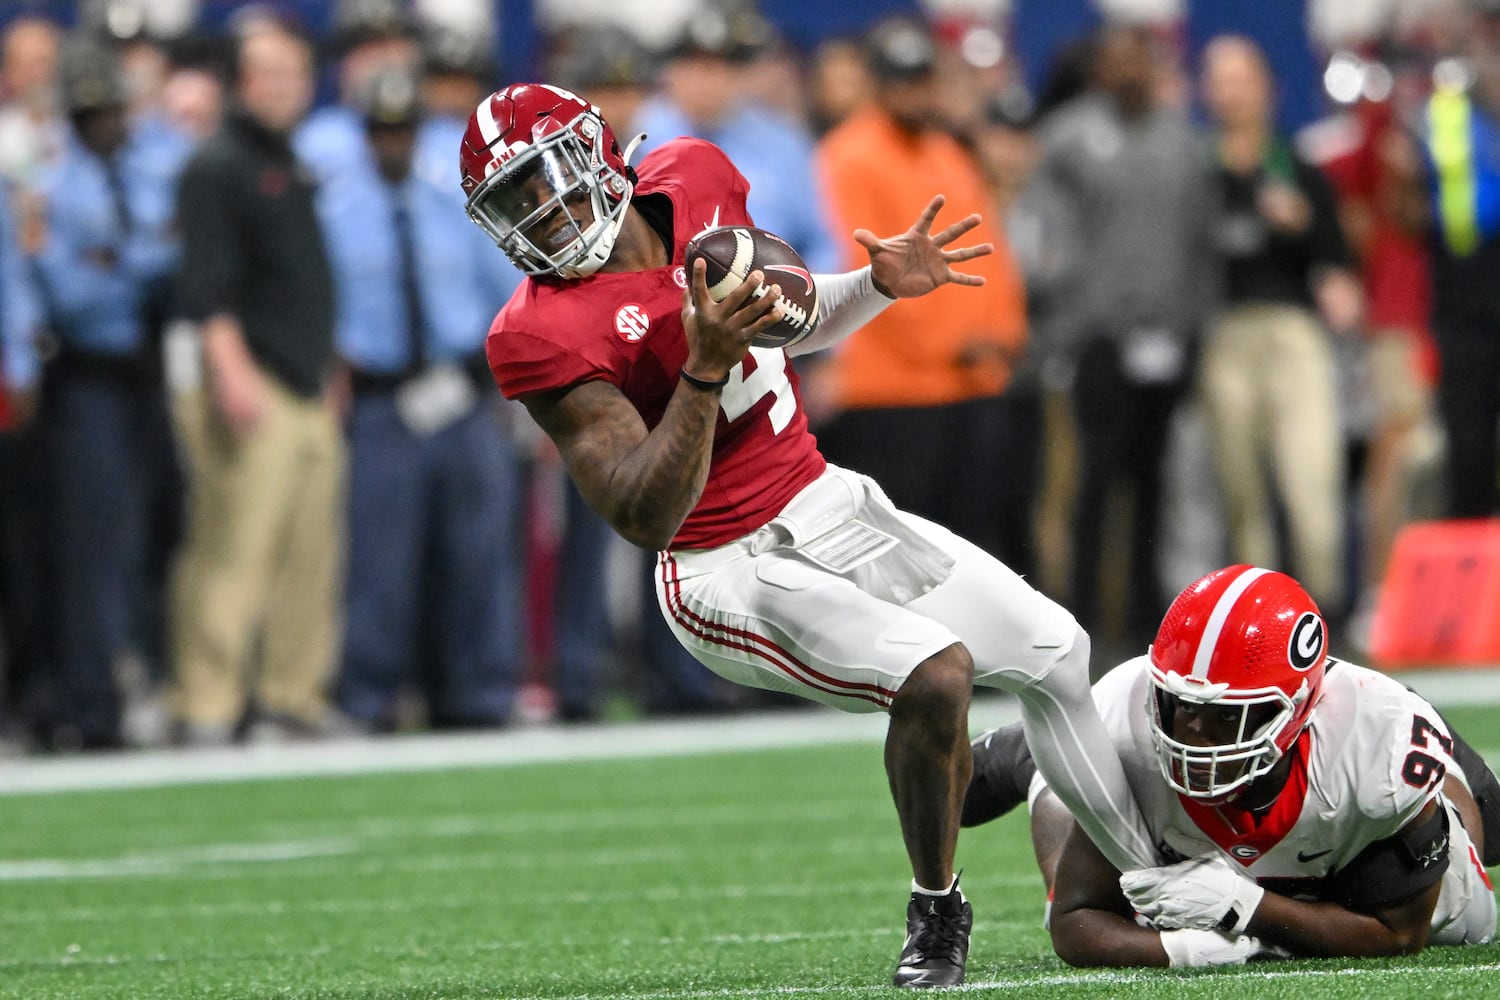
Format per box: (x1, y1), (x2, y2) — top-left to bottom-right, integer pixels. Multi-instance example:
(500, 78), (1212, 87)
(459, 83), (642, 278)
(1147, 565), (1328, 803)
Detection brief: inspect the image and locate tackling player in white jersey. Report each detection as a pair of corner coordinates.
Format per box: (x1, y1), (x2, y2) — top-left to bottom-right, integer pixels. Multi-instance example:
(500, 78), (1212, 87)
(964, 565), (1497, 967)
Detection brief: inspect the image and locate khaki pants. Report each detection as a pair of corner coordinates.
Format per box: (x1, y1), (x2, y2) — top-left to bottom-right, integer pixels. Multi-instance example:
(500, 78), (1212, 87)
(1200, 304), (1344, 608)
(169, 377), (345, 727)
(1359, 330), (1442, 593)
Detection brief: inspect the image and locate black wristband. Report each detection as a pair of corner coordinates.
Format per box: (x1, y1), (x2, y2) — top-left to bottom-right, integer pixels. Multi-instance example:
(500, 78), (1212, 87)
(679, 367), (729, 391)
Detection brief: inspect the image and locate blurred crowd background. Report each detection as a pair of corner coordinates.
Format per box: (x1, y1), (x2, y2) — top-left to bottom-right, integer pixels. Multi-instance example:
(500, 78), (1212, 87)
(0, 0), (1497, 754)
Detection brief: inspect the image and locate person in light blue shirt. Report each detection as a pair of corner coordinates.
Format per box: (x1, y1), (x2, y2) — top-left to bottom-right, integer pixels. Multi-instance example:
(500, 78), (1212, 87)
(0, 180), (41, 403)
(33, 113), (189, 358)
(302, 94), (470, 210)
(411, 26), (496, 207)
(25, 39), (190, 750)
(318, 157), (516, 374)
(413, 110), (465, 200)
(632, 7), (842, 274)
(318, 65), (525, 731)
(296, 100), (374, 189)
(297, 15), (481, 209)
(0, 178), (47, 748)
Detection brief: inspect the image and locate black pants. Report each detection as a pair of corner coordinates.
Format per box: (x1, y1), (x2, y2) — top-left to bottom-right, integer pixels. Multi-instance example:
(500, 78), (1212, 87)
(0, 428), (47, 726)
(1435, 332), (1500, 518)
(1069, 337), (1190, 651)
(30, 370), (182, 749)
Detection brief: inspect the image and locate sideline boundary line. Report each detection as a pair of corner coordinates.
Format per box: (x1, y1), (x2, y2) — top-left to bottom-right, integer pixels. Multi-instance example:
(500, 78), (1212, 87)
(0, 705), (907, 797)
(0, 669), (1494, 797)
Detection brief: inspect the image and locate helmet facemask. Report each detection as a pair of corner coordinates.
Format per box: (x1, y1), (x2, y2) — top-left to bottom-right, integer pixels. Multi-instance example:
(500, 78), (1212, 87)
(1147, 668), (1307, 803)
(465, 109), (635, 279)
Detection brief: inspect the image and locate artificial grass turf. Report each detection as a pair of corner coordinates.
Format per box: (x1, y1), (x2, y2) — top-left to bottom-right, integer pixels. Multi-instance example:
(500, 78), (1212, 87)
(0, 717), (1495, 999)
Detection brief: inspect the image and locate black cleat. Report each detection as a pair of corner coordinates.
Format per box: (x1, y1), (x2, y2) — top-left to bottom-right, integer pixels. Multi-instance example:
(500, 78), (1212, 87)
(892, 880), (972, 988)
(962, 722), (1037, 827)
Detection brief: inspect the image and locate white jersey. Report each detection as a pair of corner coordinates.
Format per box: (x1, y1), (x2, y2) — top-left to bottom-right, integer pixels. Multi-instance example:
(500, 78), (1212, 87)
(1074, 656), (1495, 945)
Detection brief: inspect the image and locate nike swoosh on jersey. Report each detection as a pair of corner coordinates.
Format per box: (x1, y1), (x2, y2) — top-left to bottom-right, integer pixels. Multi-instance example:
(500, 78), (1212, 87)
(1296, 848), (1333, 862)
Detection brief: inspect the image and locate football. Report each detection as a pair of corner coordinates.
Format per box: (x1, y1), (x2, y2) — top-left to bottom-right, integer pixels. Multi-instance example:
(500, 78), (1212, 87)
(684, 226), (820, 349)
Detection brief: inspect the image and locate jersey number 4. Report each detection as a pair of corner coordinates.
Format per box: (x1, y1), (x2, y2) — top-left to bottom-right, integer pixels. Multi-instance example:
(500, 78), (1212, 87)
(1402, 715), (1452, 789)
(719, 347), (795, 434)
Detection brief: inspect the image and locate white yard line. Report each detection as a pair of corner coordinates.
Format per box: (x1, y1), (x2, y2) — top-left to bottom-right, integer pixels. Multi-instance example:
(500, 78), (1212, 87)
(0, 838), (358, 881)
(0, 668), (1493, 797)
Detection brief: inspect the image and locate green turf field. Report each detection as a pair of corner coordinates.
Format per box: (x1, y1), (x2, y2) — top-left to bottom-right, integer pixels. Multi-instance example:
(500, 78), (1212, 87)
(0, 704), (1496, 1000)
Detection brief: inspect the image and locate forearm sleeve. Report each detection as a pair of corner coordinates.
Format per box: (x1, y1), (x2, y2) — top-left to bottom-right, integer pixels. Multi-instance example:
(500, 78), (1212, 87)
(787, 266), (894, 357)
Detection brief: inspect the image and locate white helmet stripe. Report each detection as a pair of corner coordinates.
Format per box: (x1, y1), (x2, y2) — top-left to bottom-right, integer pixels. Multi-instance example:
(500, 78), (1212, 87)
(475, 96), (501, 145)
(1190, 566), (1272, 679)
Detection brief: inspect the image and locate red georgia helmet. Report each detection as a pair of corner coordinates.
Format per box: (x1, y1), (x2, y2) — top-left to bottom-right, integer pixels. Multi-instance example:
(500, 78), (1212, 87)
(459, 83), (640, 278)
(1147, 565), (1328, 802)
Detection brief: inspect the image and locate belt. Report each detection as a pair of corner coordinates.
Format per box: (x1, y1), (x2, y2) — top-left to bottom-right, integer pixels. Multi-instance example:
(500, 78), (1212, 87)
(47, 345), (160, 386)
(349, 353), (492, 397)
(348, 368), (407, 395)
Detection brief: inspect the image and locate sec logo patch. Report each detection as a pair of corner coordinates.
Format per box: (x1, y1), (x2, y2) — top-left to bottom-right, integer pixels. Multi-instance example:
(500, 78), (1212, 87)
(614, 303), (651, 342)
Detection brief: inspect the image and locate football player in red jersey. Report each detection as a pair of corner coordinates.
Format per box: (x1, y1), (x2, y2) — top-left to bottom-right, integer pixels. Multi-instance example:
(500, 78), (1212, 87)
(460, 83), (1159, 987)
(963, 566), (1497, 968)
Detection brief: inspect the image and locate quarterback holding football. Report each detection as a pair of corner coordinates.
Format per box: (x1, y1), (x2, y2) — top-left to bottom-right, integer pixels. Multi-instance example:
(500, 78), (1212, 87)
(460, 82), (1162, 986)
(965, 565), (1497, 967)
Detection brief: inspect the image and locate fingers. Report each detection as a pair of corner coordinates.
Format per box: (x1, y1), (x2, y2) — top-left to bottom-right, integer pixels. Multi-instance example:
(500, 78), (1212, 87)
(689, 258), (779, 314)
(744, 291), (789, 336)
(695, 263), (782, 328)
(932, 212), (983, 248)
(852, 227), (880, 250)
(912, 194), (946, 235)
(939, 240), (994, 288)
(943, 242), (994, 263)
(687, 256), (712, 313)
(718, 271), (782, 331)
(739, 280), (784, 325)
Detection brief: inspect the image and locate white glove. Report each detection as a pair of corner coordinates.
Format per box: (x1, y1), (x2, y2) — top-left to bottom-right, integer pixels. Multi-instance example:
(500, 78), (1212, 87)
(1120, 853), (1266, 935)
(1158, 929), (1271, 967)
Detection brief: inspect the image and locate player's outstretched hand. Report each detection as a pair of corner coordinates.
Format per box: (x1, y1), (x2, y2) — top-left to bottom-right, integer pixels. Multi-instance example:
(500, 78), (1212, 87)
(854, 194), (994, 300)
(1120, 853), (1266, 935)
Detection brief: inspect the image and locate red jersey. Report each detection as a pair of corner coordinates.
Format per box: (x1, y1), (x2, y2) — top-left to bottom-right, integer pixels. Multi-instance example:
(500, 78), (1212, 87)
(1300, 104), (1438, 384)
(486, 138), (826, 549)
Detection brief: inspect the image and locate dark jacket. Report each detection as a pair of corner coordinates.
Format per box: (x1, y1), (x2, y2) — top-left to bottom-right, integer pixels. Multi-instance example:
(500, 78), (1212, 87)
(175, 108), (333, 398)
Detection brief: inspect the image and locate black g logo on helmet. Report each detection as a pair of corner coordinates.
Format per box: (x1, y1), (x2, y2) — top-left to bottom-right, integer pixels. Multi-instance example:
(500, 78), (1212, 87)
(1287, 612), (1325, 672)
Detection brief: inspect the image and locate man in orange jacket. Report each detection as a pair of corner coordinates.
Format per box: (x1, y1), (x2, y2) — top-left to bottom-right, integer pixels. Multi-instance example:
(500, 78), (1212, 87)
(815, 15), (1028, 560)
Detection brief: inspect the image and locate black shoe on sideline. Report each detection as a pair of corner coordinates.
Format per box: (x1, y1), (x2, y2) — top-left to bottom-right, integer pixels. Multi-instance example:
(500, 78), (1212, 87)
(892, 879), (972, 988)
